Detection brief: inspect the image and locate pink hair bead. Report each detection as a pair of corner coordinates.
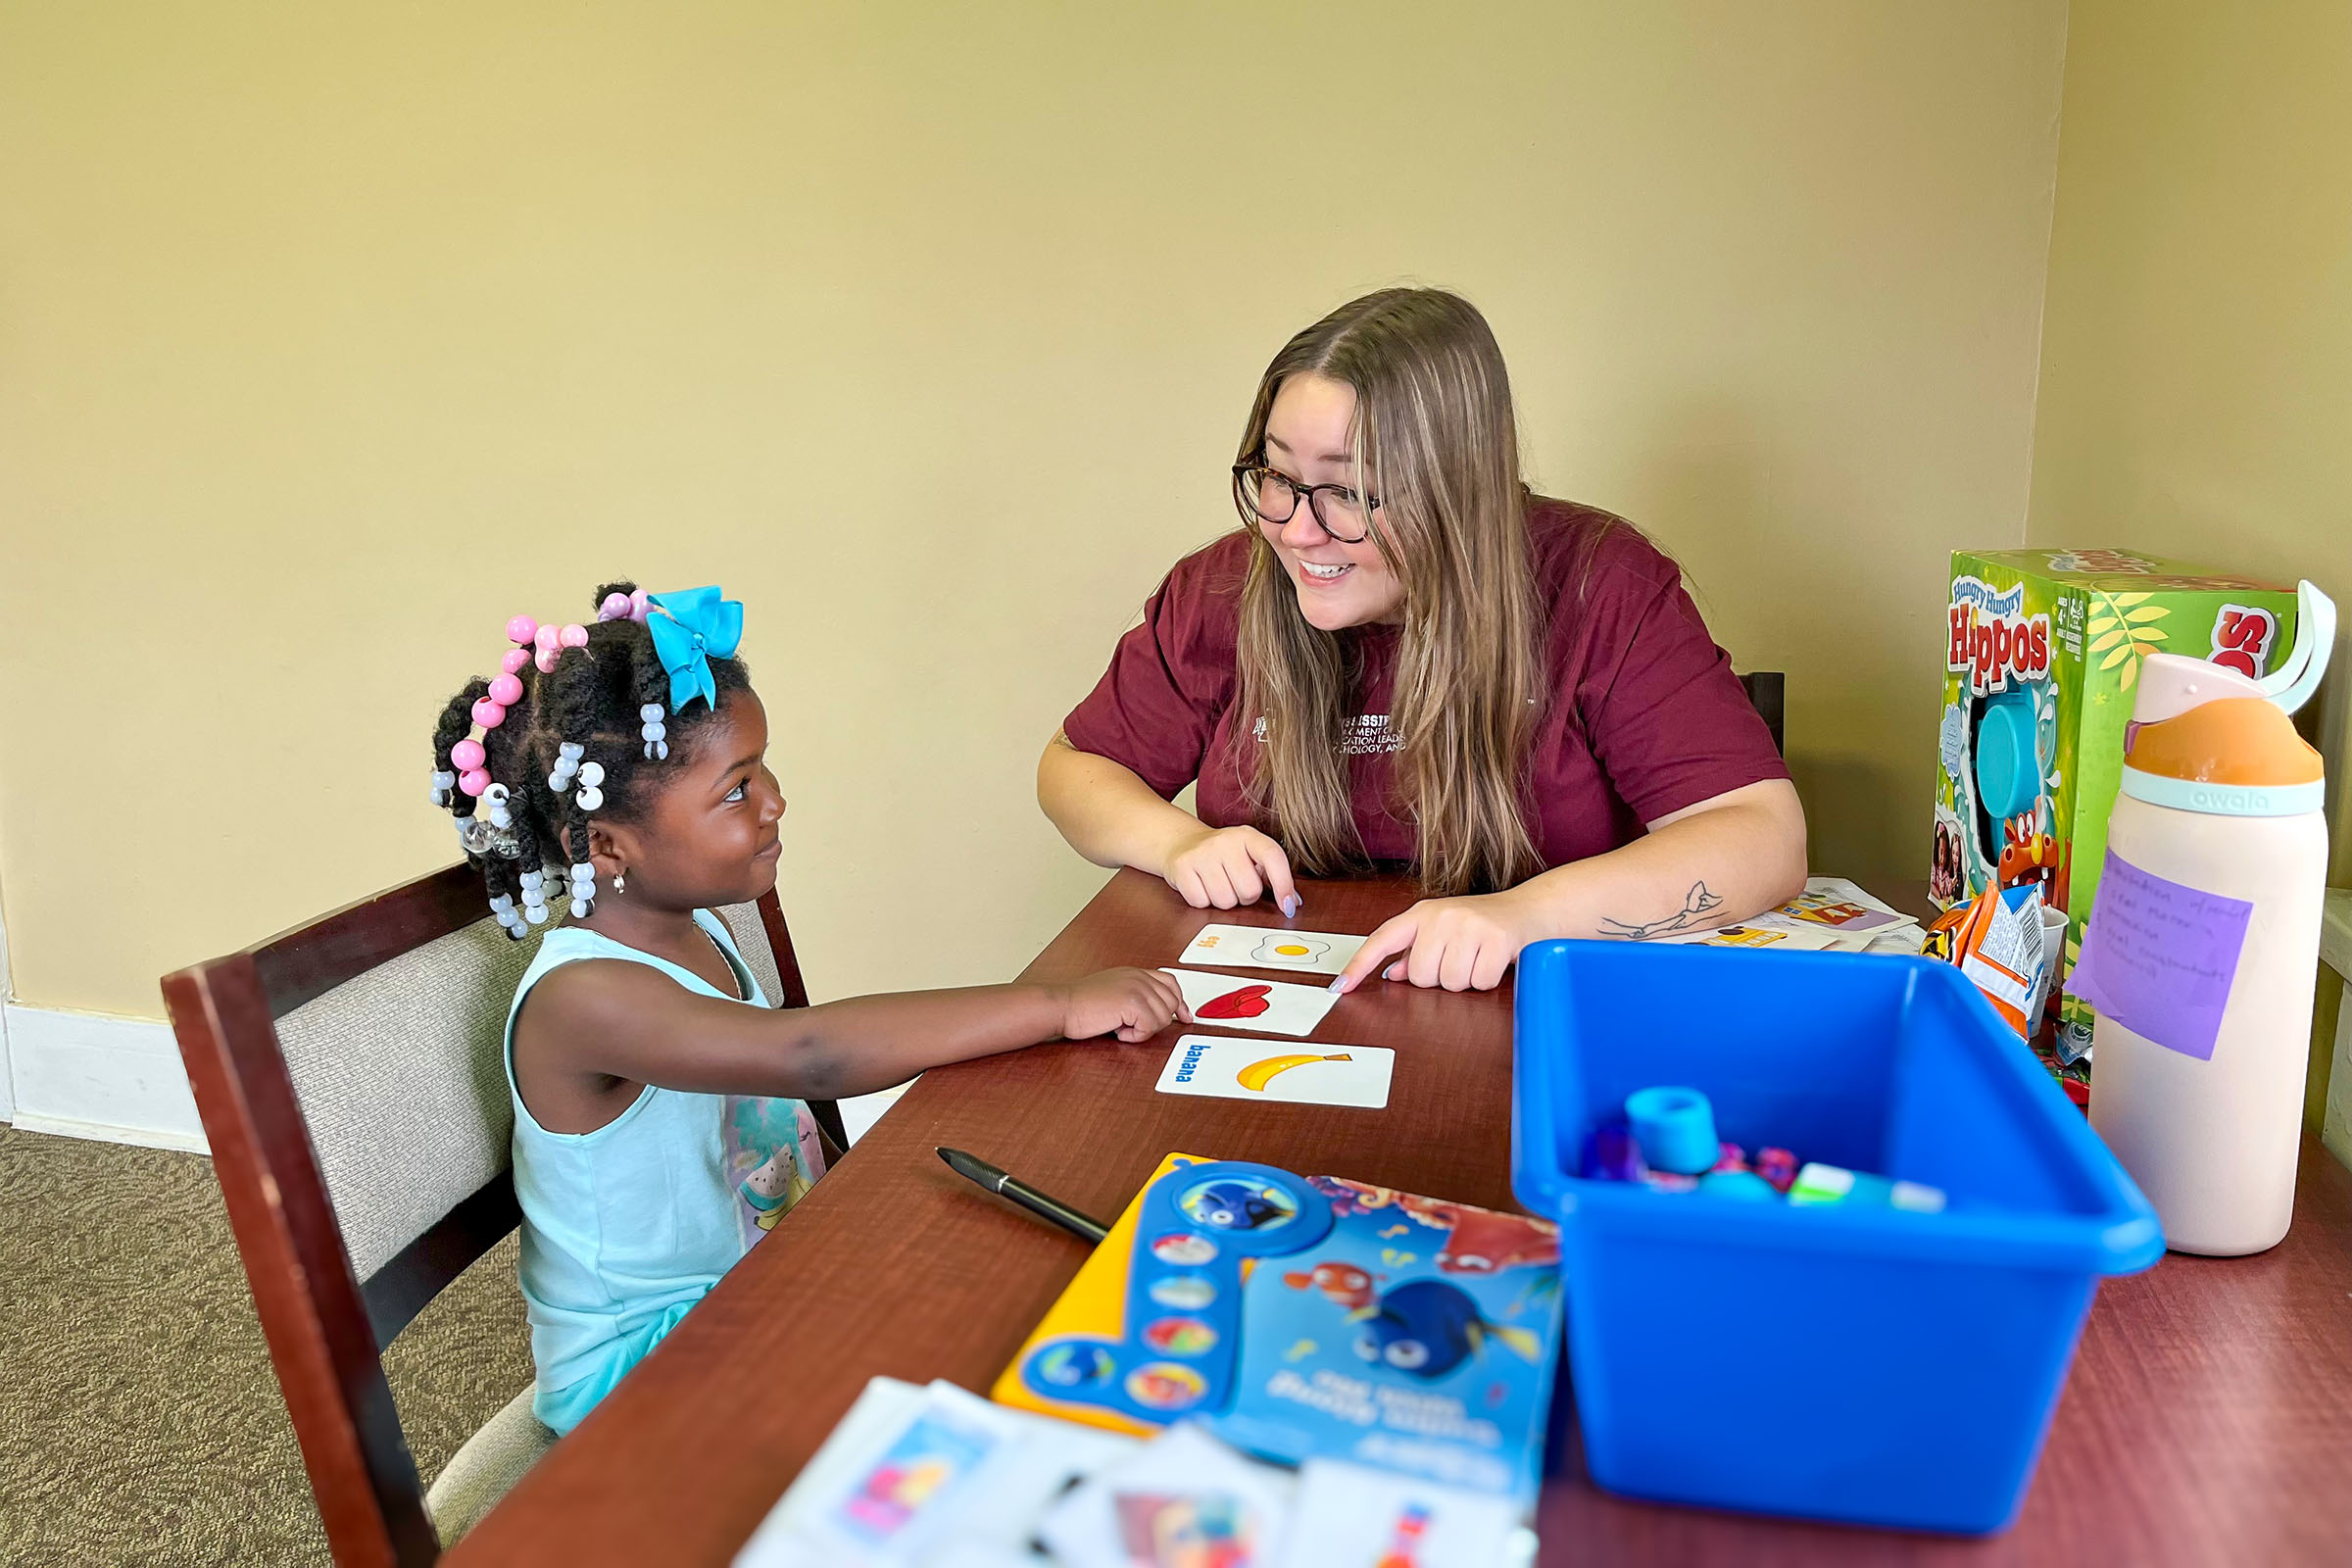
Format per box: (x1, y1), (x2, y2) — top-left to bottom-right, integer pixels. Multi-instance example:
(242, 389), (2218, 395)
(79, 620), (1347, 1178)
(451, 738), (486, 770)
(559, 622), (589, 649)
(488, 673), (524, 705)
(535, 649), (559, 673)
(507, 614), (538, 646)
(628, 588), (651, 622)
(471, 697), (507, 728)
(459, 768), (491, 797)
(501, 648), (531, 674)
(534, 624), (561, 653)
(599, 592), (632, 621)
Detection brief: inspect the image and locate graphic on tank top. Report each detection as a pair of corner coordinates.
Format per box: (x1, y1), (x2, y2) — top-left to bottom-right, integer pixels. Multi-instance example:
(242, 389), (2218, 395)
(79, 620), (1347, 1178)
(725, 1095), (828, 1250)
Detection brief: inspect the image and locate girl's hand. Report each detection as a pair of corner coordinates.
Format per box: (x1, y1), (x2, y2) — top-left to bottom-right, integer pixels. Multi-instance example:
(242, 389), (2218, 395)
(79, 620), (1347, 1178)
(1057, 967), (1191, 1042)
(1163, 824), (1301, 916)
(1331, 889), (1541, 994)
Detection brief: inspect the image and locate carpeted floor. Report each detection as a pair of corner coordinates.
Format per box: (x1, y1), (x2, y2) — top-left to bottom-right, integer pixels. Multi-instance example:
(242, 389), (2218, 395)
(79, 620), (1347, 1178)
(0, 1123), (532, 1567)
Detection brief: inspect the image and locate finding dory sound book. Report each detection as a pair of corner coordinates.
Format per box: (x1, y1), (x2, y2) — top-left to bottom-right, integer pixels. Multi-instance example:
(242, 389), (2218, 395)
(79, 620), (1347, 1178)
(992, 1153), (1565, 1508)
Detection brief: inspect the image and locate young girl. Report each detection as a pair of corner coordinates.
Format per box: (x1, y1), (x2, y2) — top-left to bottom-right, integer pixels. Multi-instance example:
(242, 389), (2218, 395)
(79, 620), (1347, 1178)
(429, 581), (1185, 1434)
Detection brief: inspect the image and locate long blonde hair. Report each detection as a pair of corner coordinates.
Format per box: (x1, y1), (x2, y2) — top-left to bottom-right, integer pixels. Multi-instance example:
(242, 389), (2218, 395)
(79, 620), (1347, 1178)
(1233, 288), (1545, 896)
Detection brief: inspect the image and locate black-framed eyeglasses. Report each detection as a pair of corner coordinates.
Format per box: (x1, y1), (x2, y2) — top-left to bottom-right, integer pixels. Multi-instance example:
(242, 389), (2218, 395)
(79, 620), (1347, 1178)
(1231, 461), (1380, 544)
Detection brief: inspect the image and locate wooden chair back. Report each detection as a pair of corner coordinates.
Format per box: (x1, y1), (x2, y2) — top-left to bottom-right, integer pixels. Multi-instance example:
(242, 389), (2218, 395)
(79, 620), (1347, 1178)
(1740, 669), (1787, 755)
(161, 866), (824, 1568)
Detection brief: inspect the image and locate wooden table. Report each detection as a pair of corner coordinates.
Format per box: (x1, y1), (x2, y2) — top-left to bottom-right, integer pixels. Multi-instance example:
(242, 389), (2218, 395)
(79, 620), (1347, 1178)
(449, 871), (2352, 1567)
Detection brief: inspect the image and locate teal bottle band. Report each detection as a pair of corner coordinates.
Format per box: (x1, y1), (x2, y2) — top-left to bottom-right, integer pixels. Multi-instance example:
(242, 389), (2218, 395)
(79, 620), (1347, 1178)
(2118, 764), (2325, 818)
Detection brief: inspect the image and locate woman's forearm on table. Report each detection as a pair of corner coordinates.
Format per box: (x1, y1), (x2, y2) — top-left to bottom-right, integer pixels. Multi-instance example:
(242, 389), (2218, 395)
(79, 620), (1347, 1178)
(1037, 735), (1201, 874)
(1511, 779), (1808, 941)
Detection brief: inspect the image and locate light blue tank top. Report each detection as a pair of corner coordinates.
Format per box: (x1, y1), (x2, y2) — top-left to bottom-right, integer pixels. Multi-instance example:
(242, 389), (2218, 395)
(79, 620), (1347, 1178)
(504, 909), (825, 1434)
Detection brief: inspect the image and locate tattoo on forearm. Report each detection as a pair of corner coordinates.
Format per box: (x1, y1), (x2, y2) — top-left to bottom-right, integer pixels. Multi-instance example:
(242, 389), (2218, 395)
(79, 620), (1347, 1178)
(1597, 882), (1725, 939)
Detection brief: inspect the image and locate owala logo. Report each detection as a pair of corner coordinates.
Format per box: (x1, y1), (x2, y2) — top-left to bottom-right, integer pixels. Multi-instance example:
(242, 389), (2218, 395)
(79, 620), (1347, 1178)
(2209, 605), (2278, 679)
(1948, 577), (2051, 695)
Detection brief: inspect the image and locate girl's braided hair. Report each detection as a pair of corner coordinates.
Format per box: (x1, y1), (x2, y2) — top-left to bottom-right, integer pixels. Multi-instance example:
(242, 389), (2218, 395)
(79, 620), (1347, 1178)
(428, 581), (751, 934)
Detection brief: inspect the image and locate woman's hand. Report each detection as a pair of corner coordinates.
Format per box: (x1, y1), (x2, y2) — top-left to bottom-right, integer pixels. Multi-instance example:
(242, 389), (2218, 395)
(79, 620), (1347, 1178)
(1056, 967), (1191, 1042)
(1162, 823), (1301, 916)
(1332, 888), (1540, 994)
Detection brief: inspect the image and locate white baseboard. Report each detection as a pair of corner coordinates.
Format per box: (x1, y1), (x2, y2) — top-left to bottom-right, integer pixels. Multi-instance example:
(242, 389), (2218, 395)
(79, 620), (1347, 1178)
(839, 1083), (911, 1146)
(2, 1004), (208, 1154)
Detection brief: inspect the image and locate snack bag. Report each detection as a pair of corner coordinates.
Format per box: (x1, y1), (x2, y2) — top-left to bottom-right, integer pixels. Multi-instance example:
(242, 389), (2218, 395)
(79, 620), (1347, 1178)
(1923, 881), (2048, 1040)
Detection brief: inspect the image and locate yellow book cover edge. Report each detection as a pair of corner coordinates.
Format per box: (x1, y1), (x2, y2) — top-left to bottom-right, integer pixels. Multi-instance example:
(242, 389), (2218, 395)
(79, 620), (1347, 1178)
(989, 1151), (1214, 1436)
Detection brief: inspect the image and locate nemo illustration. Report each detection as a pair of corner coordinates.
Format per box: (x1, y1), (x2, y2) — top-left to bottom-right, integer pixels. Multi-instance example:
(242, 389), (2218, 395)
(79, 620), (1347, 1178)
(1282, 1261), (1376, 1310)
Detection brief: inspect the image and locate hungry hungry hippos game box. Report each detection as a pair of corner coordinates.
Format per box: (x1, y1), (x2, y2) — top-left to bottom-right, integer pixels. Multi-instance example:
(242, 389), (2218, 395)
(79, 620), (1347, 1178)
(1932, 548), (2299, 1063)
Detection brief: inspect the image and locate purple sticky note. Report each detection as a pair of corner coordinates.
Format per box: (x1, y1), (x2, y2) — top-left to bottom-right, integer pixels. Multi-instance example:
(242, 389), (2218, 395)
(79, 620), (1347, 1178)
(2067, 851), (2252, 1060)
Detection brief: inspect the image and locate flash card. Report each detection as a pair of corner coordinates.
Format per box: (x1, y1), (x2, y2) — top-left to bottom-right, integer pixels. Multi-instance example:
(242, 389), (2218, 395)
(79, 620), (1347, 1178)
(1160, 968), (1341, 1038)
(1272, 1459), (1528, 1568)
(1178, 924), (1367, 977)
(1155, 1034), (1393, 1109)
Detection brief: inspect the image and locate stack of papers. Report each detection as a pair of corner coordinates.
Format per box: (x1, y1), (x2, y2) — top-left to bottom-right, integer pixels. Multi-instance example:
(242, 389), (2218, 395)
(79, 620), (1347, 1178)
(1646, 876), (1923, 956)
(736, 1379), (1536, 1568)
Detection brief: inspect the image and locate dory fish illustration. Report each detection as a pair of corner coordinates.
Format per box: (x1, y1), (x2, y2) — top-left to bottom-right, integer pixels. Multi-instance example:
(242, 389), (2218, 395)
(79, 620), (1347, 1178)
(1348, 1279), (1543, 1380)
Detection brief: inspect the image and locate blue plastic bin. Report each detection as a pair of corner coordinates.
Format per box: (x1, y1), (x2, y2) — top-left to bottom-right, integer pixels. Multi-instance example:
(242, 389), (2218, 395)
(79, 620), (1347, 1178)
(1512, 940), (2162, 1535)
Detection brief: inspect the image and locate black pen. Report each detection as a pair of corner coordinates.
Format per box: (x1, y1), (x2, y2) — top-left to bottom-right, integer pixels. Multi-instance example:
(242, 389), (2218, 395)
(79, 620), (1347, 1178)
(936, 1147), (1110, 1245)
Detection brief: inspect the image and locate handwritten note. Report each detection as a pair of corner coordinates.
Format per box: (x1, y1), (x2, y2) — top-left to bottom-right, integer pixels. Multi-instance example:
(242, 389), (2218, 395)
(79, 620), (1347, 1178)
(2067, 851), (2252, 1060)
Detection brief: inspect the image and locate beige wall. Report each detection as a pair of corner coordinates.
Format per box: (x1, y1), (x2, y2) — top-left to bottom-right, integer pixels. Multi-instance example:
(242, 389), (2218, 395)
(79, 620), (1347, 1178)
(0, 3), (2069, 1020)
(2025, 0), (2352, 1129)
(2029, 0), (2352, 858)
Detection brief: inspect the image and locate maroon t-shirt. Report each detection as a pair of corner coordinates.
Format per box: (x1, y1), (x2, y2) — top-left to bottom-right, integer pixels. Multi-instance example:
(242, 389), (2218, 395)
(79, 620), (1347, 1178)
(1061, 498), (1788, 874)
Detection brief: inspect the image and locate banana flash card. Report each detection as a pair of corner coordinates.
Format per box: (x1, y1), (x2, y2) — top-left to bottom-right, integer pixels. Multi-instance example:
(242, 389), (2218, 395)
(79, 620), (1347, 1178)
(1159, 968), (1343, 1039)
(1155, 1034), (1394, 1108)
(1178, 923), (1367, 977)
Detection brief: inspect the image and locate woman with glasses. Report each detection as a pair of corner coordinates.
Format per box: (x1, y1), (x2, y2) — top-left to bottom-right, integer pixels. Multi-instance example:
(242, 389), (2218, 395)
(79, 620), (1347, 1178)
(1038, 288), (1806, 994)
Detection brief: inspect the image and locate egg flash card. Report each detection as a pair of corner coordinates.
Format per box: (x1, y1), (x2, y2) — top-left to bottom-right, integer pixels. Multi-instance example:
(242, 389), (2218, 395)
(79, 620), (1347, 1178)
(1156, 1034), (1394, 1108)
(1179, 923), (1367, 976)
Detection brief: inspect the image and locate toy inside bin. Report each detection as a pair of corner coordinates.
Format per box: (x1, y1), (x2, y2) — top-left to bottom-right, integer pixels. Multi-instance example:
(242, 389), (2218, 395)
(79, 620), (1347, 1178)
(1512, 939), (2161, 1535)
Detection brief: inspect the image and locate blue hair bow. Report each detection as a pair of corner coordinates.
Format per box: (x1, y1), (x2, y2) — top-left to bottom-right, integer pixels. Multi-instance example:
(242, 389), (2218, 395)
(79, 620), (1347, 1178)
(645, 586), (744, 712)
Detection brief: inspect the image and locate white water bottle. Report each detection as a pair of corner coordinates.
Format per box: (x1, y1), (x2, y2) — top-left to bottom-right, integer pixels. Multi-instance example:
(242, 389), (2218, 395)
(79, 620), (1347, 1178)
(2084, 580), (2334, 1256)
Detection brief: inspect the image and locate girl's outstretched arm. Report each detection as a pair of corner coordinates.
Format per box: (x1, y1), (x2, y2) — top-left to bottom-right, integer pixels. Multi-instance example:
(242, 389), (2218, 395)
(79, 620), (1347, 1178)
(515, 962), (1188, 1105)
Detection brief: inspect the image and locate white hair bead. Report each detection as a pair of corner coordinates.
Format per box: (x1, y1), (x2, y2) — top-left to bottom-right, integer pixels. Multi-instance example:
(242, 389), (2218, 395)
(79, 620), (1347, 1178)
(489, 894), (514, 912)
(525, 904), (549, 924)
(570, 897), (590, 918)
(519, 868), (544, 890)
(640, 704), (663, 722)
(575, 785), (604, 811)
(577, 761), (605, 787)
(559, 742), (584, 761)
